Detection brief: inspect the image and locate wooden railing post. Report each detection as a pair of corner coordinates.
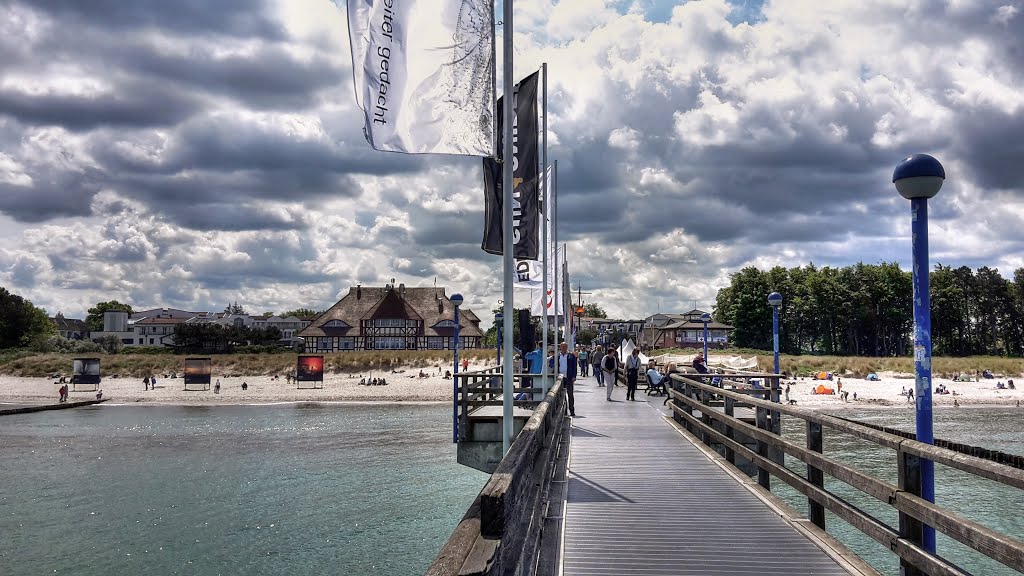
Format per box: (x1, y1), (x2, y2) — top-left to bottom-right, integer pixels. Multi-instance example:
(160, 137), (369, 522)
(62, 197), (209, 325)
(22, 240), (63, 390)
(724, 395), (736, 465)
(806, 420), (825, 530)
(682, 381), (693, 432)
(700, 387), (712, 446)
(898, 448), (925, 576)
(770, 376), (785, 468)
(755, 390), (770, 490)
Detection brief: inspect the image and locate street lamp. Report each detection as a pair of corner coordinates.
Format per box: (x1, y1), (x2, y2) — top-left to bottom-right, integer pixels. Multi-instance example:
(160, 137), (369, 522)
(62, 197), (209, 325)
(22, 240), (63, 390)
(767, 292), (783, 375)
(494, 312), (503, 366)
(894, 153), (945, 554)
(450, 293), (463, 444)
(700, 312), (711, 364)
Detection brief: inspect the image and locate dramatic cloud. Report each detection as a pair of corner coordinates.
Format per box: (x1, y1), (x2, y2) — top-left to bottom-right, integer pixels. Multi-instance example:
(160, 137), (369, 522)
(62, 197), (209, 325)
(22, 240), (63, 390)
(0, 0), (1022, 325)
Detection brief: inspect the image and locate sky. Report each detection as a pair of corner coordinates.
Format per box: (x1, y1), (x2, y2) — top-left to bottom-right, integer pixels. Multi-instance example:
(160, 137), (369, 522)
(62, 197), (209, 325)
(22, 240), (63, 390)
(0, 0), (1022, 326)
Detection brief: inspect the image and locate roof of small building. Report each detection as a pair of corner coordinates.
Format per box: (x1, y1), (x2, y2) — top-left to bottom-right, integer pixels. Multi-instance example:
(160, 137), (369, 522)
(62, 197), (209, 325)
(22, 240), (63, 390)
(51, 315), (89, 332)
(659, 320), (734, 331)
(298, 285), (484, 339)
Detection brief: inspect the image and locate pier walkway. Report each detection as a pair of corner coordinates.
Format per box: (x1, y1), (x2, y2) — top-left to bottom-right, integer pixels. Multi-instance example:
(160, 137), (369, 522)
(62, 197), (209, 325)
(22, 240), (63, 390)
(561, 376), (854, 575)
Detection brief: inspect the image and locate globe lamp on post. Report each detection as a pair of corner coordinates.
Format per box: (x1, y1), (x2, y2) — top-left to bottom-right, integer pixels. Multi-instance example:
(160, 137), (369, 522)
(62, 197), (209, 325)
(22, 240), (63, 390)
(894, 153), (944, 555)
(449, 293), (463, 444)
(767, 292), (783, 376)
(700, 312), (711, 365)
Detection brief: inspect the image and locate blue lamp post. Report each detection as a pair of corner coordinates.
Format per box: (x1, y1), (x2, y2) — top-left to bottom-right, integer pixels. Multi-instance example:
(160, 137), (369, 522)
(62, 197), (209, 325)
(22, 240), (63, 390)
(450, 293), (463, 444)
(894, 153), (944, 554)
(700, 312), (711, 363)
(767, 292), (783, 375)
(495, 312), (503, 366)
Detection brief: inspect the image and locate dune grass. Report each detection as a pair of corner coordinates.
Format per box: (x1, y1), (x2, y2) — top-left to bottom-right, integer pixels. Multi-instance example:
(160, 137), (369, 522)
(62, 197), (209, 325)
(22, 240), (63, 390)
(0, 349), (500, 379)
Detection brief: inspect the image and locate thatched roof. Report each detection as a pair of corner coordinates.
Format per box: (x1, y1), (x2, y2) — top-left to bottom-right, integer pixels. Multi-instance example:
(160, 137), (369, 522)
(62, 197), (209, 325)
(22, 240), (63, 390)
(298, 285), (484, 338)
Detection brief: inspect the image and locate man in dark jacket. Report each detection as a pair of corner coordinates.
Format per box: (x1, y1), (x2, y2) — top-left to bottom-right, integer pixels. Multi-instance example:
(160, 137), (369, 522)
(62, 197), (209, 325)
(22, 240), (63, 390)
(557, 342), (578, 417)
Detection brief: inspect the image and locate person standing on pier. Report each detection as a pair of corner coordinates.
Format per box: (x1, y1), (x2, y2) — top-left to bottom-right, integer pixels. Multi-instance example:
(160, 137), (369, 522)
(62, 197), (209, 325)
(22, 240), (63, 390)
(602, 347), (619, 401)
(625, 348), (642, 401)
(592, 346), (605, 387)
(557, 342), (578, 417)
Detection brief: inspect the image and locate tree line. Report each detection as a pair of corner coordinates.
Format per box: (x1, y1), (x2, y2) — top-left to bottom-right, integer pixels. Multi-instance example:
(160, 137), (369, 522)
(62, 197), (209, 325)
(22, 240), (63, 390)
(714, 263), (1024, 358)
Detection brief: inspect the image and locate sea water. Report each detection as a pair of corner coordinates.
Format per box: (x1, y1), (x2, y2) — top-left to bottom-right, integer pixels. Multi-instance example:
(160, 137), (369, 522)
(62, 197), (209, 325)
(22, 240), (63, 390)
(775, 407), (1024, 576)
(0, 403), (487, 576)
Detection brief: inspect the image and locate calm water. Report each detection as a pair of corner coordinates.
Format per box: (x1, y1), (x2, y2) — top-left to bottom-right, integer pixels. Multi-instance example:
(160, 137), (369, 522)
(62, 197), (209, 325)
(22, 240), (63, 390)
(0, 404), (487, 576)
(775, 407), (1024, 576)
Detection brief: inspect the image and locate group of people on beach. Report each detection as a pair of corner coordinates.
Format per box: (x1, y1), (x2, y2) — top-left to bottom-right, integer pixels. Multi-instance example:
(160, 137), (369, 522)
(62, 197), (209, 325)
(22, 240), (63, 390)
(142, 375), (158, 390)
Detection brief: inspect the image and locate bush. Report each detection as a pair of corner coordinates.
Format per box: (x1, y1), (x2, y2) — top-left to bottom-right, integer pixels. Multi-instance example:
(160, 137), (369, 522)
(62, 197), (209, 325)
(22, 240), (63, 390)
(31, 336), (101, 354)
(120, 346), (176, 355)
(235, 345), (290, 354)
(96, 335), (124, 354)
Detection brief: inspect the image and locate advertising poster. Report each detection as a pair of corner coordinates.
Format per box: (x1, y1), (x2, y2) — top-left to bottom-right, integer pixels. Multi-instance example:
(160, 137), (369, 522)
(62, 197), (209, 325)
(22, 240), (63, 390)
(296, 355), (324, 388)
(72, 357), (101, 389)
(184, 358), (212, 390)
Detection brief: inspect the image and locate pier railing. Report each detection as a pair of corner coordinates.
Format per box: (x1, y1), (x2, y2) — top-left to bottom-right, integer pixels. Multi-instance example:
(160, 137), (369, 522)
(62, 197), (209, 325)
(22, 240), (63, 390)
(666, 372), (1024, 576)
(428, 379), (567, 576)
(457, 367), (549, 440)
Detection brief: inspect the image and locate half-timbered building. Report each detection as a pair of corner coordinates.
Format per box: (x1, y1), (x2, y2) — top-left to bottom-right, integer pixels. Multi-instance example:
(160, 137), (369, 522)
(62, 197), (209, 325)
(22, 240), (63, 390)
(296, 283), (485, 352)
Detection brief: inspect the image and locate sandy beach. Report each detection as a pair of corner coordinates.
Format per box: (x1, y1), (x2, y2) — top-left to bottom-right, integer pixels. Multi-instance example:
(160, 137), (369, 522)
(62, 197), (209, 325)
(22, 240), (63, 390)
(759, 371), (1023, 410)
(2, 358), (1021, 410)
(0, 363), (489, 406)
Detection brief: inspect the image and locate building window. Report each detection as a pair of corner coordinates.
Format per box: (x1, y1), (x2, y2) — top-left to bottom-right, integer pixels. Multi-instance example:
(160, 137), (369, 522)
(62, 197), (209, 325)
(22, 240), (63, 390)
(149, 338), (155, 345)
(324, 320), (349, 328)
(434, 320), (455, 328)
(371, 337), (407, 349)
(427, 338), (445, 349)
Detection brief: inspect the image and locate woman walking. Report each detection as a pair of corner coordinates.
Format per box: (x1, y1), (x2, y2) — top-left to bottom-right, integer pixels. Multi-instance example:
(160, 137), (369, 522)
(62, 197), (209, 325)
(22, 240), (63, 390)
(592, 346), (605, 386)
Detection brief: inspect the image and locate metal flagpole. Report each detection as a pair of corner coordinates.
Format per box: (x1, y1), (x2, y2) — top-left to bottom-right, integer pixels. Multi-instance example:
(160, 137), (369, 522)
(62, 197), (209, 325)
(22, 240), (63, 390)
(552, 160), (559, 352)
(500, 0), (515, 456)
(540, 63), (549, 396)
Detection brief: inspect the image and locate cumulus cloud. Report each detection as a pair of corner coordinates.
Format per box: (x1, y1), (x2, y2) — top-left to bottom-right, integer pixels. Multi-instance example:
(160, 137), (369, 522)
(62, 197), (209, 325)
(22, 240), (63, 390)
(0, 0), (1022, 324)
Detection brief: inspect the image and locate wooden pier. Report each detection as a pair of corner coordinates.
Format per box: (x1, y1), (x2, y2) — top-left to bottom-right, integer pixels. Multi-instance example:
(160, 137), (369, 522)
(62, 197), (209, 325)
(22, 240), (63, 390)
(431, 367), (1024, 576)
(560, 378), (861, 575)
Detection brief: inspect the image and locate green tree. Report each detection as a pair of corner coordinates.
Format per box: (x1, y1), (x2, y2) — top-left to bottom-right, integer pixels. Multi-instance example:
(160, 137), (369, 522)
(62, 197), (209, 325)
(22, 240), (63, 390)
(0, 287), (56, 348)
(281, 308), (322, 318)
(86, 300), (134, 332)
(224, 301), (246, 315)
(581, 303), (607, 318)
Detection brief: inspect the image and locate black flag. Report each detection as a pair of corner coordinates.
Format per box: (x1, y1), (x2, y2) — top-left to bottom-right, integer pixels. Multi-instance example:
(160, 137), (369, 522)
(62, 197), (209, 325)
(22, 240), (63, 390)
(481, 71), (540, 259)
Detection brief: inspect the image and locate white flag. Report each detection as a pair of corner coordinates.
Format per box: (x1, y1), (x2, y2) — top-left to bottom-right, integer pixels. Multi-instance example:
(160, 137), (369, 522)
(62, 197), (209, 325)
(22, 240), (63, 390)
(530, 247), (563, 316)
(347, 0), (495, 155)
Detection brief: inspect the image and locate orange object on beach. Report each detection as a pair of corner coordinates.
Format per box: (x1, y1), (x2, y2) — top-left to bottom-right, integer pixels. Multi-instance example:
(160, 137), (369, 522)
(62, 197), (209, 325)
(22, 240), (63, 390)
(814, 384), (834, 395)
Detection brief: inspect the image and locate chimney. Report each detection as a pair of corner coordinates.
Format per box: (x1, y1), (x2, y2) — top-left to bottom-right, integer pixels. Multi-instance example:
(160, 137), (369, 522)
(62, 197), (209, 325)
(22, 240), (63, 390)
(399, 283), (406, 298)
(356, 284), (361, 300)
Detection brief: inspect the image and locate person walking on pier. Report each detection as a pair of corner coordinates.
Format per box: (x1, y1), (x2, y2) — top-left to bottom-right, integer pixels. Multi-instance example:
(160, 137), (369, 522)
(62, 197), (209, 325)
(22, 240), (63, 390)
(602, 347), (619, 401)
(592, 346), (605, 386)
(557, 342), (578, 417)
(625, 348), (641, 401)
(578, 347), (589, 377)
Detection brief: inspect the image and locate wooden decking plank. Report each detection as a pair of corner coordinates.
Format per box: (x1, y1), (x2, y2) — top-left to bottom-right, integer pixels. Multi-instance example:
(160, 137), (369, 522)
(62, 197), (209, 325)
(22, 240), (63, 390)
(561, 378), (851, 575)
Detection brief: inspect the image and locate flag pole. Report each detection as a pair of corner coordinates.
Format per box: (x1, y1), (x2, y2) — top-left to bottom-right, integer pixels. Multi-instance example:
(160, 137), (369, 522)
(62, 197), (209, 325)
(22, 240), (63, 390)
(500, 0), (515, 456)
(552, 159), (559, 351)
(540, 62), (548, 396)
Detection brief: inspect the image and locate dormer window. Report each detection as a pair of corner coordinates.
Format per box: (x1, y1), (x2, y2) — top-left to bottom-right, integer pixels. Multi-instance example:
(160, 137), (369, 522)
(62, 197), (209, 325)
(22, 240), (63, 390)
(324, 320), (349, 328)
